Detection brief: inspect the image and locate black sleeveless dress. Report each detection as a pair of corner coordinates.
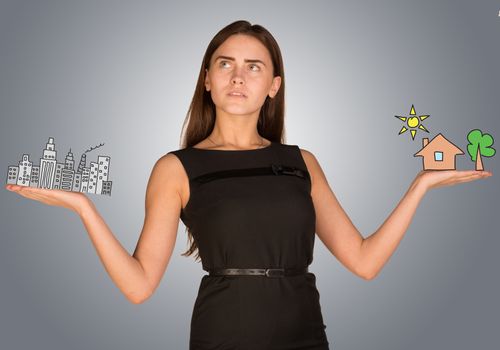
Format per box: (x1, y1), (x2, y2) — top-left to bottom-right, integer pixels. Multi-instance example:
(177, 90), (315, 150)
(167, 141), (330, 350)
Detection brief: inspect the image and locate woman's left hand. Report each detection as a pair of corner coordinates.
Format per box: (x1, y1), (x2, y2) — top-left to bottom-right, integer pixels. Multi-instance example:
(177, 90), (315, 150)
(414, 169), (492, 192)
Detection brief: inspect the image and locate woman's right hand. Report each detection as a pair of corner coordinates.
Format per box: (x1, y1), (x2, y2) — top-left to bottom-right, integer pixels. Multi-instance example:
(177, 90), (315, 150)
(5, 184), (91, 215)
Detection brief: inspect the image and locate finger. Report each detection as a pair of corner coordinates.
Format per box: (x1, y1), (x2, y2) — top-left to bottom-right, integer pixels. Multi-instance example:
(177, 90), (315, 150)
(19, 186), (50, 195)
(16, 187), (43, 198)
(434, 173), (484, 187)
(17, 191), (57, 206)
(14, 186), (54, 197)
(447, 174), (489, 186)
(16, 190), (39, 200)
(461, 173), (491, 183)
(6, 184), (23, 192)
(446, 171), (490, 183)
(460, 172), (491, 181)
(458, 170), (492, 177)
(11, 186), (49, 201)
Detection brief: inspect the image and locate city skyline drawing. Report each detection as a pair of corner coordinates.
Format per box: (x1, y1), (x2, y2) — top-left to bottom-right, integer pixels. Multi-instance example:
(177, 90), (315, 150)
(6, 137), (112, 196)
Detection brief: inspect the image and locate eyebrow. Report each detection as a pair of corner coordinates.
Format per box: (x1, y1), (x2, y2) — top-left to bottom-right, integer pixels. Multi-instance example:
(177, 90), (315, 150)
(214, 55), (267, 67)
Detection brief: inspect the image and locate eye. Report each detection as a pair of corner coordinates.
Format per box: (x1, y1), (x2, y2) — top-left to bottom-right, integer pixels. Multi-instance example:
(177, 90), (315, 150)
(249, 64), (260, 71)
(219, 60), (231, 68)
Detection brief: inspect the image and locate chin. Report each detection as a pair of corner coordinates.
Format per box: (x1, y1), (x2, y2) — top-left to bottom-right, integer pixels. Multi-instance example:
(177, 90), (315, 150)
(220, 106), (259, 116)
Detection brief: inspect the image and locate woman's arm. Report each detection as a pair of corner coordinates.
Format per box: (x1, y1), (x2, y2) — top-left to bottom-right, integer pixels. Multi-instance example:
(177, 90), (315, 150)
(300, 149), (492, 280)
(78, 199), (154, 303)
(5, 153), (185, 304)
(357, 175), (426, 280)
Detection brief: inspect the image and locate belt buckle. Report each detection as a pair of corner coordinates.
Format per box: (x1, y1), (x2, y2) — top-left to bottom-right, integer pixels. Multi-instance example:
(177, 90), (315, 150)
(265, 268), (285, 277)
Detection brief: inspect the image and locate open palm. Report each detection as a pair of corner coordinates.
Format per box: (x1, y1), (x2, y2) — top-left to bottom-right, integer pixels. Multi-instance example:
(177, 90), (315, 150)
(415, 169), (492, 191)
(5, 184), (89, 214)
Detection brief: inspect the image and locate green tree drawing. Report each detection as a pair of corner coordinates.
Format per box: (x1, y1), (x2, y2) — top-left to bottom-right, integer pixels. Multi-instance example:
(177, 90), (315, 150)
(467, 129), (496, 171)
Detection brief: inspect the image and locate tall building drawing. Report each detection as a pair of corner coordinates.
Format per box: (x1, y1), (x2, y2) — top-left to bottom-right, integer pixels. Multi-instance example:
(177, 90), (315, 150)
(39, 137), (57, 189)
(88, 162), (98, 194)
(30, 165), (40, 188)
(17, 154), (32, 186)
(61, 149), (75, 191)
(80, 167), (90, 192)
(53, 163), (64, 189)
(77, 153), (86, 173)
(96, 155), (110, 194)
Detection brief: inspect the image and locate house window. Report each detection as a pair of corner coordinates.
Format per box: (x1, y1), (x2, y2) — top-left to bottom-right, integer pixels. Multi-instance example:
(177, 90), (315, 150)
(434, 151), (443, 161)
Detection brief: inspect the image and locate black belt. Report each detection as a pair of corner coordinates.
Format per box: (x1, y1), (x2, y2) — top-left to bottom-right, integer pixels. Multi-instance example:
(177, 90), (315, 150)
(207, 267), (309, 278)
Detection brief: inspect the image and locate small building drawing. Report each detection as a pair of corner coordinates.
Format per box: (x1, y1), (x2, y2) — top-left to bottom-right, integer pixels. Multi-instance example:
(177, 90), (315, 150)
(101, 180), (112, 196)
(6, 166), (18, 185)
(72, 173), (82, 192)
(414, 133), (464, 170)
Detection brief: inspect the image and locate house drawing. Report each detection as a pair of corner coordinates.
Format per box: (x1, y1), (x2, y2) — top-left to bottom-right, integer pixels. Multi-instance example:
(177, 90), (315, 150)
(414, 133), (464, 170)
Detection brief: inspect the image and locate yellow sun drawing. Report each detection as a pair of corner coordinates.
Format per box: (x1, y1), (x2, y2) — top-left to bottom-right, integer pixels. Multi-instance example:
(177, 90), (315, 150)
(395, 104), (430, 140)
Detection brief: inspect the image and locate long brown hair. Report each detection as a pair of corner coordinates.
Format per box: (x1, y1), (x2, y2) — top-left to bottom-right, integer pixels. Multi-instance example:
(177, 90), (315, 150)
(178, 20), (287, 260)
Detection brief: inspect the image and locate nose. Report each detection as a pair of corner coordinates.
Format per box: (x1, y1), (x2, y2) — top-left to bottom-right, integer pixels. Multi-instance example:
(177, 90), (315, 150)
(231, 75), (244, 85)
(232, 77), (243, 85)
(231, 66), (245, 85)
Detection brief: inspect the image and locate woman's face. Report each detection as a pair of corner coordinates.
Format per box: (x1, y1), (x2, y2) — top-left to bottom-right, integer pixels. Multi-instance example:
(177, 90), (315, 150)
(204, 34), (281, 117)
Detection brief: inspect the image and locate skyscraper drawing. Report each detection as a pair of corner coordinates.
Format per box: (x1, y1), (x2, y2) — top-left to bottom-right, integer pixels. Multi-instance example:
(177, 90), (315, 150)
(77, 153), (86, 174)
(53, 163), (64, 189)
(30, 165), (40, 188)
(96, 155), (110, 194)
(39, 137), (57, 189)
(80, 167), (90, 193)
(88, 162), (98, 194)
(61, 149), (75, 191)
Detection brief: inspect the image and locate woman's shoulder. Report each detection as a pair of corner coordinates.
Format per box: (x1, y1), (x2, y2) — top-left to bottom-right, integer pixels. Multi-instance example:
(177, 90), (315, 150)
(152, 151), (187, 180)
(280, 143), (316, 163)
(297, 147), (315, 162)
(293, 146), (324, 185)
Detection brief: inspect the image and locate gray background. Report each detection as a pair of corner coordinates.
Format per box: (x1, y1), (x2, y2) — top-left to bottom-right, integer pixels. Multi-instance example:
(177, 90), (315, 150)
(1, 0), (499, 349)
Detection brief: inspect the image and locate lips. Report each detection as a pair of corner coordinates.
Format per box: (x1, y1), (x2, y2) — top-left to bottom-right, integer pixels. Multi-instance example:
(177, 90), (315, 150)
(227, 91), (247, 97)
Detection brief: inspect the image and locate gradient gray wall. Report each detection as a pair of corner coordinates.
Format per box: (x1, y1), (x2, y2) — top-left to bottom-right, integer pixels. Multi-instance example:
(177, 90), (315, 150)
(1, 0), (499, 349)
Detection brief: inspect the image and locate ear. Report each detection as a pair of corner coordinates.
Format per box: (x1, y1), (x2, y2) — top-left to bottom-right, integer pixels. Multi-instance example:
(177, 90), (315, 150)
(204, 69), (210, 91)
(268, 76), (281, 98)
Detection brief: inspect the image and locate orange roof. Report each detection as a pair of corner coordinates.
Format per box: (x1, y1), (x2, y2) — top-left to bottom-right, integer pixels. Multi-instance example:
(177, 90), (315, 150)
(414, 133), (464, 157)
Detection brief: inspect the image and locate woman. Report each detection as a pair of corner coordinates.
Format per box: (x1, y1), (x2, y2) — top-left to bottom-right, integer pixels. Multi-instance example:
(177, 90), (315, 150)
(5, 20), (492, 349)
